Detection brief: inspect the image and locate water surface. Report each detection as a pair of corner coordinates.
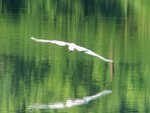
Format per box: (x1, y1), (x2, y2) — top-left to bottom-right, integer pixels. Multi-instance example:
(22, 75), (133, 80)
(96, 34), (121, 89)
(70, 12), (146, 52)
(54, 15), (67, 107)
(0, 1), (150, 113)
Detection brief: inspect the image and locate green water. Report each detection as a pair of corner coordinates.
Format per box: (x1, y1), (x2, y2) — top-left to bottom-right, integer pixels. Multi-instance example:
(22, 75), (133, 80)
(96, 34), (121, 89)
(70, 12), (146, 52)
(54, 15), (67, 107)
(0, 0), (150, 113)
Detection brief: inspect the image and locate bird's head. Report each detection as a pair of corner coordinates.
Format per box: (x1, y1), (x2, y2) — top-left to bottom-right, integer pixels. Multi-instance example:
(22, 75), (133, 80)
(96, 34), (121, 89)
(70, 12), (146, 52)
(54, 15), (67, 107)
(68, 46), (75, 53)
(69, 50), (74, 53)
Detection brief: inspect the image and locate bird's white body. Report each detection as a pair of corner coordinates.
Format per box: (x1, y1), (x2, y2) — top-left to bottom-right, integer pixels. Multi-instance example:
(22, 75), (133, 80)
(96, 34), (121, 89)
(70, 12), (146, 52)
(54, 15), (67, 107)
(31, 37), (113, 63)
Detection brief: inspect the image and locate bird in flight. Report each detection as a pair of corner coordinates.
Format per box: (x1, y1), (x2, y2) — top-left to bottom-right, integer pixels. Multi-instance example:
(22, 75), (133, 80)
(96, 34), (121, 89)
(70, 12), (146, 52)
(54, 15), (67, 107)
(31, 37), (113, 63)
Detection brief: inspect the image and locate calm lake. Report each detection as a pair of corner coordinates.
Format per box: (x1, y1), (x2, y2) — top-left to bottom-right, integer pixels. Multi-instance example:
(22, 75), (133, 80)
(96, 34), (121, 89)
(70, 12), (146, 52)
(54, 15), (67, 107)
(0, 0), (150, 113)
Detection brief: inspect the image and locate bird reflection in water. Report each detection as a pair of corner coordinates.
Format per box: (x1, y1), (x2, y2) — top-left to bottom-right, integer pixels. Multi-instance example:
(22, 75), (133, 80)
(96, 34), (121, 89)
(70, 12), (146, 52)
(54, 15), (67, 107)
(28, 90), (112, 109)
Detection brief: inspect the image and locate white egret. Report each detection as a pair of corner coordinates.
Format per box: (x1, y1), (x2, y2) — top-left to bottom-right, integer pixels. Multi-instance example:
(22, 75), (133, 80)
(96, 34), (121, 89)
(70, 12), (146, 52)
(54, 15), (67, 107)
(31, 37), (113, 63)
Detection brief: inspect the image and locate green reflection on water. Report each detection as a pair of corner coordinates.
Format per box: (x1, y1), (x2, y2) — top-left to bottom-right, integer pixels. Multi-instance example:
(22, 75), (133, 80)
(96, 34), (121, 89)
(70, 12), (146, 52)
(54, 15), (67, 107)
(0, 0), (150, 113)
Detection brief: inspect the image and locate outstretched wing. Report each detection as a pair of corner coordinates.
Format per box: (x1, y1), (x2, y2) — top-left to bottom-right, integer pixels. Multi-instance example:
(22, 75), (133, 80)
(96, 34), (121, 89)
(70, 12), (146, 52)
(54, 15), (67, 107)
(69, 43), (113, 62)
(84, 50), (113, 62)
(31, 37), (68, 46)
